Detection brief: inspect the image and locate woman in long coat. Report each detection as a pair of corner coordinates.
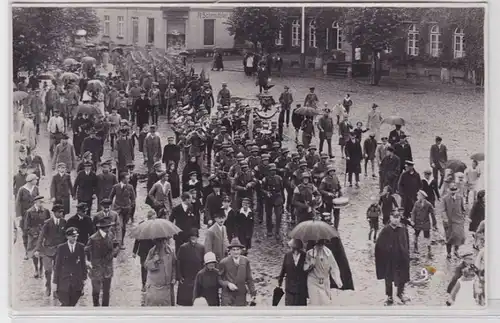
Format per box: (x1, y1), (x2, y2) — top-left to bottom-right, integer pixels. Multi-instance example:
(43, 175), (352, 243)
(443, 186), (466, 257)
(468, 189), (485, 232)
(344, 133), (363, 187)
(167, 161), (180, 199)
(193, 252), (221, 306)
(144, 237), (177, 306)
(19, 114), (37, 151)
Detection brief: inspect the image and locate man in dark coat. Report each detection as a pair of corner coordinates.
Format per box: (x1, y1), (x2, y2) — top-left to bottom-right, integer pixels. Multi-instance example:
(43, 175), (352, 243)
(85, 216), (120, 307)
(34, 205), (67, 297)
(53, 227), (87, 306)
(204, 182), (223, 225)
(96, 161), (118, 211)
(345, 133), (363, 188)
(72, 161), (98, 216)
(375, 211), (410, 306)
(429, 136), (448, 188)
(80, 128), (103, 170)
(134, 90), (150, 131)
(109, 172), (136, 243)
(162, 136), (181, 170)
(398, 161), (422, 219)
(170, 192), (197, 252)
(144, 125), (162, 172)
(176, 228), (205, 306)
(115, 129), (135, 173)
(50, 163), (73, 215)
(388, 125), (405, 146)
(13, 163), (28, 197)
(277, 239), (308, 306)
(257, 64), (269, 94)
(65, 203), (95, 245)
(132, 210), (156, 291)
(394, 135), (413, 175)
(379, 147), (401, 193)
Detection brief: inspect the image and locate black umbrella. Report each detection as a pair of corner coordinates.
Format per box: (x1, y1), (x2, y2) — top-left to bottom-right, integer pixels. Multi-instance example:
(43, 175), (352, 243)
(272, 286), (284, 306)
(327, 237), (355, 291)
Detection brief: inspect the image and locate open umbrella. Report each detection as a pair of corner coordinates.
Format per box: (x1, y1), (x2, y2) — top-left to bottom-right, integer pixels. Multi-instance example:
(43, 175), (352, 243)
(75, 104), (100, 115)
(294, 106), (321, 117)
(132, 218), (181, 240)
(63, 58), (78, 66)
(178, 51), (190, 57)
(13, 91), (28, 102)
(382, 116), (405, 126)
(86, 80), (104, 92)
(61, 72), (79, 82)
(470, 153), (485, 162)
(81, 56), (96, 64)
(290, 219), (339, 241)
(39, 73), (55, 80)
(446, 159), (467, 173)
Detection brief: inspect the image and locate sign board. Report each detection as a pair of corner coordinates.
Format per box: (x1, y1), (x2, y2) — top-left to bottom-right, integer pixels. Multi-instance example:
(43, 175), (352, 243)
(197, 11), (230, 19)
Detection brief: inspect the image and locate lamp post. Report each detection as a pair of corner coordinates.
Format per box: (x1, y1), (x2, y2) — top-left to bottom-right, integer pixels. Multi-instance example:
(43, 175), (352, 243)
(300, 6), (306, 70)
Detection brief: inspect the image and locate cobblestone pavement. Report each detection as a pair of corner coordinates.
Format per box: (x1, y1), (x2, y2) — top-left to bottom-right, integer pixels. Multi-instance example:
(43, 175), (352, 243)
(11, 61), (484, 309)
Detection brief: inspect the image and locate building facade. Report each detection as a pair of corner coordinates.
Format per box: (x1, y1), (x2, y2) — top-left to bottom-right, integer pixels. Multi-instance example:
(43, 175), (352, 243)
(93, 7), (235, 52)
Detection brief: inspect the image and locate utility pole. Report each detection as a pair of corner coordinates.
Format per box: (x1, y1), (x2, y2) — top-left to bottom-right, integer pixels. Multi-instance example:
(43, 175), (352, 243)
(300, 6), (306, 70)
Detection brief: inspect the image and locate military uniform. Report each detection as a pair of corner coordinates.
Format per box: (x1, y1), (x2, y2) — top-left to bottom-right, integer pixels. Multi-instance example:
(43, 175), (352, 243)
(232, 163), (257, 210)
(261, 164), (284, 237)
(318, 166), (342, 229)
(292, 173), (319, 223)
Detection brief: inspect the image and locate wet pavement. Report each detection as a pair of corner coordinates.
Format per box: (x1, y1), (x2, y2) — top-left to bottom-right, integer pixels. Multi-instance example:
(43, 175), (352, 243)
(11, 61), (484, 309)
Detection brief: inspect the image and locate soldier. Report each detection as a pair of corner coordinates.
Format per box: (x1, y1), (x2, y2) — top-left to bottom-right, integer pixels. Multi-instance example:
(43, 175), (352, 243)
(292, 172), (319, 223)
(50, 163), (73, 216)
(85, 217), (120, 307)
(305, 145), (320, 169)
(232, 161), (257, 210)
(318, 165), (343, 229)
(261, 163), (285, 239)
(312, 153), (329, 186)
(254, 153), (271, 223)
(34, 204), (67, 297)
(247, 146), (262, 169)
(269, 142), (281, 163)
(96, 161), (118, 211)
(296, 143), (306, 159)
(24, 195), (51, 278)
(284, 153), (300, 222)
(217, 82), (231, 108)
(53, 227), (88, 306)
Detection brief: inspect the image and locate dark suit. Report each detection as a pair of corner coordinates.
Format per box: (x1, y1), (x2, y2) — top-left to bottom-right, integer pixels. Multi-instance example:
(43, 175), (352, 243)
(422, 178), (440, 207)
(277, 250), (307, 306)
(66, 214), (95, 245)
(162, 144), (181, 170)
(36, 218), (67, 291)
(81, 136), (103, 168)
(96, 172), (117, 210)
(394, 143), (413, 174)
(109, 183), (136, 241)
(388, 129), (405, 146)
(53, 242), (87, 306)
(132, 236), (155, 286)
(170, 204), (199, 252)
(429, 143), (448, 187)
(50, 172), (73, 215)
(73, 170), (98, 216)
(380, 155), (401, 192)
(85, 230), (119, 306)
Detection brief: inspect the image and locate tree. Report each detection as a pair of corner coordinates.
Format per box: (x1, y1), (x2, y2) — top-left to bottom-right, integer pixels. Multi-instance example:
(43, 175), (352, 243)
(225, 8), (288, 53)
(341, 8), (408, 85)
(12, 7), (100, 79)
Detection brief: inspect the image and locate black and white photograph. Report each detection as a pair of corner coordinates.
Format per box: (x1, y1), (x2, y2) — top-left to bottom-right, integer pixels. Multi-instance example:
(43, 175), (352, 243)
(10, 3), (486, 309)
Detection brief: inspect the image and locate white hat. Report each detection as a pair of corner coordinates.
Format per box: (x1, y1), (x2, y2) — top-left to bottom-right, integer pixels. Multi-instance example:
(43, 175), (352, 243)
(204, 252), (217, 265)
(418, 190), (428, 198)
(26, 174), (38, 182)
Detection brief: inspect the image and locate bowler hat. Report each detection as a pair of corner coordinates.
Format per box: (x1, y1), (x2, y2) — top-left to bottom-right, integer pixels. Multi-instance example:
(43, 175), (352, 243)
(100, 199), (112, 207)
(227, 238), (244, 249)
(95, 217), (114, 228)
(188, 228), (199, 238)
(405, 160), (415, 166)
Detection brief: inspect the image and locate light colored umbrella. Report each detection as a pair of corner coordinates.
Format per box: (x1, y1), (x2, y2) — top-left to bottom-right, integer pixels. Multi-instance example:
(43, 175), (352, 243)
(63, 58), (78, 66)
(132, 218), (181, 240)
(382, 116), (406, 126)
(470, 153), (485, 162)
(61, 72), (79, 82)
(13, 91), (28, 101)
(290, 219), (339, 242)
(81, 56), (97, 64)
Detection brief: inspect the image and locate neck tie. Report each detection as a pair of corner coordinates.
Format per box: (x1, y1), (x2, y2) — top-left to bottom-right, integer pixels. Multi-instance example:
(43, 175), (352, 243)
(55, 122), (59, 133)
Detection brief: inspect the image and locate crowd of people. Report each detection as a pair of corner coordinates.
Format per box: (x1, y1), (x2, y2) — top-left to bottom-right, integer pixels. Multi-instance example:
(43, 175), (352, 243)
(12, 45), (485, 308)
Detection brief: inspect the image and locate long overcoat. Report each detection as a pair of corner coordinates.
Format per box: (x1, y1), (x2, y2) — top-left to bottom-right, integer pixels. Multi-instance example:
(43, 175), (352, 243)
(345, 139), (362, 174)
(375, 224), (410, 285)
(176, 242), (205, 306)
(52, 142), (77, 171)
(442, 194), (466, 246)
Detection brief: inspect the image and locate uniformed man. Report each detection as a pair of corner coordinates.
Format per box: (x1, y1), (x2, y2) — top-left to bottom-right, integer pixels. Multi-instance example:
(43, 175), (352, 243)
(296, 143), (306, 159)
(312, 153), (329, 186)
(247, 145), (262, 169)
(254, 153), (271, 223)
(305, 145), (320, 169)
(217, 82), (231, 107)
(284, 152), (300, 221)
(318, 165), (342, 229)
(261, 163), (284, 239)
(292, 172), (319, 223)
(232, 161), (256, 210)
(269, 142), (281, 163)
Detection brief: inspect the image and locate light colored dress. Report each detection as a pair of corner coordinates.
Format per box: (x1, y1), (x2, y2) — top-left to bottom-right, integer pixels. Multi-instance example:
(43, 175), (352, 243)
(144, 242), (177, 306)
(366, 110), (383, 141)
(304, 246), (342, 306)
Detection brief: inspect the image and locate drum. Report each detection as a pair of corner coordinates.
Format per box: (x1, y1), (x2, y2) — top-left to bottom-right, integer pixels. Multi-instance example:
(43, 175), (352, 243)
(333, 197), (349, 209)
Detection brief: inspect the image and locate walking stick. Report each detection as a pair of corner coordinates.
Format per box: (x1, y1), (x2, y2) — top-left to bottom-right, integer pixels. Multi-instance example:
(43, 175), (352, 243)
(344, 159), (347, 187)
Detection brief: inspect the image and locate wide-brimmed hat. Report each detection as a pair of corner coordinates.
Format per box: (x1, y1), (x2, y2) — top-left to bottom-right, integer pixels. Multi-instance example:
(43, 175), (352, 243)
(405, 160), (415, 166)
(204, 252), (217, 265)
(188, 228), (199, 238)
(96, 217), (115, 228)
(227, 238), (244, 249)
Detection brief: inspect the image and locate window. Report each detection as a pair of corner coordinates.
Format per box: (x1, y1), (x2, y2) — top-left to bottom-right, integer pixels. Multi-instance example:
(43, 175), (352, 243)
(308, 20), (317, 48)
(132, 17), (139, 44)
(117, 16), (124, 37)
(407, 24), (419, 56)
(331, 22), (342, 50)
(291, 20), (300, 47)
(275, 30), (283, 46)
(103, 15), (110, 36)
(429, 25), (441, 57)
(147, 18), (155, 44)
(453, 27), (465, 58)
(203, 19), (215, 46)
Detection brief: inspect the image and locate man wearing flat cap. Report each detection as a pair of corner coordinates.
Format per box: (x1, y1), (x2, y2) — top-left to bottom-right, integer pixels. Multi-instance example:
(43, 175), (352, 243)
(66, 202), (95, 245)
(53, 227), (87, 306)
(81, 128), (103, 170)
(96, 161), (118, 211)
(398, 160), (422, 219)
(85, 216), (120, 307)
(176, 228), (205, 306)
(35, 204), (67, 297)
(304, 87), (319, 109)
(115, 128), (135, 173)
(429, 136), (448, 189)
(52, 133), (77, 172)
(144, 124), (162, 172)
(394, 135), (413, 175)
(379, 146), (401, 193)
(24, 195), (51, 278)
